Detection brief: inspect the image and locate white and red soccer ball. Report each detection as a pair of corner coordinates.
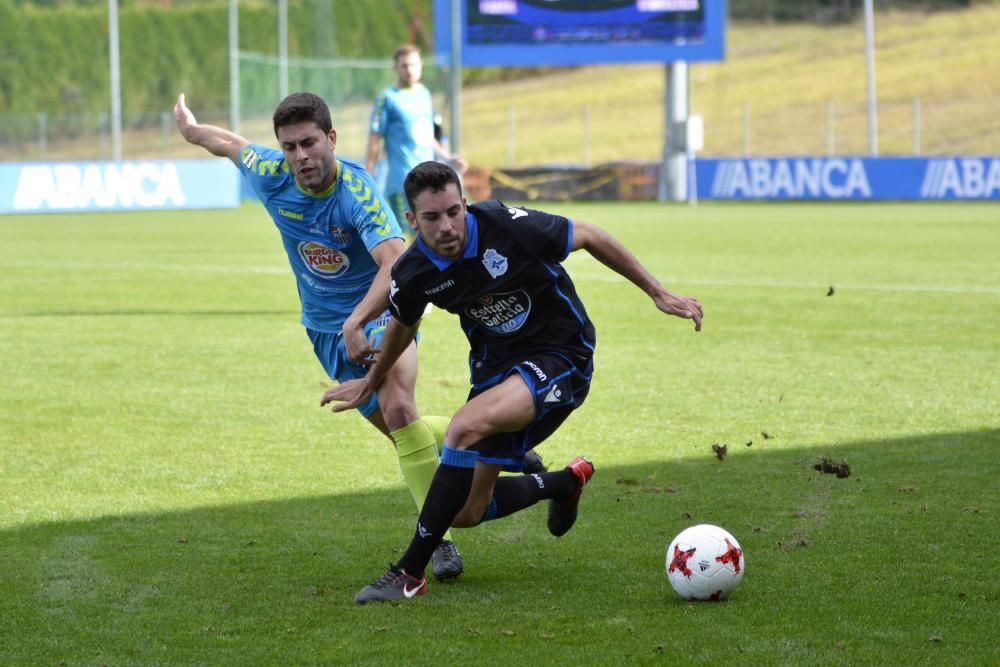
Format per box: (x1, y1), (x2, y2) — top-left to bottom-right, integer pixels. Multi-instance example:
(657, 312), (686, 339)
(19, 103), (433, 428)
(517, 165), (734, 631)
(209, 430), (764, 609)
(665, 524), (745, 601)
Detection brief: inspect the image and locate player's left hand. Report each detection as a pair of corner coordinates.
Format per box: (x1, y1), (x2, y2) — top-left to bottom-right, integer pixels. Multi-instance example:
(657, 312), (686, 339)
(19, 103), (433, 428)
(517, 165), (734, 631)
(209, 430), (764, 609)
(654, 290), (703, 331)
(173, 93), (196, 130)
(321, 378), (373, 413)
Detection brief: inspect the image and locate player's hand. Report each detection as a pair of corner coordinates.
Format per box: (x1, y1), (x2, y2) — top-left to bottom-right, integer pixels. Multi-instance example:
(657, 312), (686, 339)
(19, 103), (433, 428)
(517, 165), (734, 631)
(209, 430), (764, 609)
(174, 93), (196, 131)
(450, 155), (469, 175)
(343, 322), (379, 365)
(320, 378), (373, 413)
(654, 290), (703, 331)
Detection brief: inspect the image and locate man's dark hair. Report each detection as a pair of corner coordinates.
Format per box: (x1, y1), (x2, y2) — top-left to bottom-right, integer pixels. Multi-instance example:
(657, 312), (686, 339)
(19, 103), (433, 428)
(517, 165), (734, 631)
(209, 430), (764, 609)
(403, 160), (462, 213)
(394, 44), (420, 63)
(272, 92), (332, 137)
(404, 161), (464, 212)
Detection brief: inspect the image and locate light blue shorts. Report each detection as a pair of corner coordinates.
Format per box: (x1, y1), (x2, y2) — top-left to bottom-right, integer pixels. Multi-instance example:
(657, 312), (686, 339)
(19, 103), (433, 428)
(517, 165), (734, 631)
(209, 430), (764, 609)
(307, 311), (393, 418)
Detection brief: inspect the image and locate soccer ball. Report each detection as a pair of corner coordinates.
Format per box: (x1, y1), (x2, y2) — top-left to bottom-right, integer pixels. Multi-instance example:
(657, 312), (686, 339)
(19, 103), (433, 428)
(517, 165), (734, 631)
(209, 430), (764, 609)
(665, 524), (745, 601)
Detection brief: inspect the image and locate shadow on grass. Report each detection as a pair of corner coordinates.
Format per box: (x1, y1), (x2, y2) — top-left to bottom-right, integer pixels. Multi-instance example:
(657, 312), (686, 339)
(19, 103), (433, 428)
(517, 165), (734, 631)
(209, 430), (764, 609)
(1, 428), (996, 664)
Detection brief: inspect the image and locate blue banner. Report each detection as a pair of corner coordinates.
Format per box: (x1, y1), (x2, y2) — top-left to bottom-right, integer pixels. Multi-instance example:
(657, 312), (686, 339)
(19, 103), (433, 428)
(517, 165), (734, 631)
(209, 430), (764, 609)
(0, 159), (240, 214)
(695, 157), (1000, 200)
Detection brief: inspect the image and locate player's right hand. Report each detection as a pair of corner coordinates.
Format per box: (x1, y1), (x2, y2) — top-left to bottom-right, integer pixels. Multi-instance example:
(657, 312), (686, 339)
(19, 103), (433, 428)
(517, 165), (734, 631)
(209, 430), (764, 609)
(321, 378), (373, 413)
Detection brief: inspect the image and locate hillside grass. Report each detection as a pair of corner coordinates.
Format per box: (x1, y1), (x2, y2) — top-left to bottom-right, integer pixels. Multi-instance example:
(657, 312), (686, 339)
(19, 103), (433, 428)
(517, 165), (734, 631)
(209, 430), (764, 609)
(7, 5), (1000, 166)
(457, 4), (1000, 166)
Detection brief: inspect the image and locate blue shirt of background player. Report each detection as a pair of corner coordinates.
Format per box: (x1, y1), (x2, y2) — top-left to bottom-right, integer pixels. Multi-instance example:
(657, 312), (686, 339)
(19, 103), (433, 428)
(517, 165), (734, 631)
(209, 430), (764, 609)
(237, 144), (404, 333)
(369, 83), (436, 197)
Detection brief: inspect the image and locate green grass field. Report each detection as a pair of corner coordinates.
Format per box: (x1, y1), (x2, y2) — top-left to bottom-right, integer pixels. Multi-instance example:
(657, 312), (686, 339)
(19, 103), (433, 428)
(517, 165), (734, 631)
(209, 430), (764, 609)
(1, 201), (997, 664)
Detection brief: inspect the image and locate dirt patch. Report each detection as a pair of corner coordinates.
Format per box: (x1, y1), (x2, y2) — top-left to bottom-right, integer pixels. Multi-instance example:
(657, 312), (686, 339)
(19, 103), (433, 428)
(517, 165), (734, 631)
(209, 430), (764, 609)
(814, 456), (850, 478)
(711, 443), (728, 460)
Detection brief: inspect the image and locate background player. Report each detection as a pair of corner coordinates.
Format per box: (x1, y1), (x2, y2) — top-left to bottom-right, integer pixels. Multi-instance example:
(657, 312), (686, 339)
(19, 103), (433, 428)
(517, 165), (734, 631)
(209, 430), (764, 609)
(366, 44), (466, 240)
(173, 92), (463, 580)
(322, 161), (703, 603)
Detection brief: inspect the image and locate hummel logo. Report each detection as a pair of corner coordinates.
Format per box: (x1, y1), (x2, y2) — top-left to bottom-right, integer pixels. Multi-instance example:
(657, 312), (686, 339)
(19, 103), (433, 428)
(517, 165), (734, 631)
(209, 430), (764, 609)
(508, 207), (527, 219)
(543, 385), (562, 403)
(403, 580), (424, 598)
(417, 522), (431, 538)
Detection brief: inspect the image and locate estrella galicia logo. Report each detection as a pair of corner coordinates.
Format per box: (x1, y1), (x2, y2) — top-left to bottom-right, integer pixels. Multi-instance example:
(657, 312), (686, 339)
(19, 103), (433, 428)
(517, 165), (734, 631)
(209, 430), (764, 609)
(465, 290), (531, 334)
(482, 248), (508, 279)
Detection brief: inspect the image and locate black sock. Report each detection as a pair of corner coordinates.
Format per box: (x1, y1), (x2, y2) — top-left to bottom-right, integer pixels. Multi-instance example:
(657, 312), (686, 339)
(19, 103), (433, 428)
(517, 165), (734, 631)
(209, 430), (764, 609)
(485, 468), (577, 522)
(395, 463), (474, 576)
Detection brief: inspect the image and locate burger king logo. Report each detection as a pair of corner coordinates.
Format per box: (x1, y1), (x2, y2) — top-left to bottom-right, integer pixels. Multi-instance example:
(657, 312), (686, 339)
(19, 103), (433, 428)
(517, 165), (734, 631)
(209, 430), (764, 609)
(298, 241), (350, 277)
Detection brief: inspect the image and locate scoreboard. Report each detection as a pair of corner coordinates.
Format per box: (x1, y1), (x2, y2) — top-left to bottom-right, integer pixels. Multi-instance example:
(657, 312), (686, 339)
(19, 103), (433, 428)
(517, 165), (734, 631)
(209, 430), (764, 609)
(434, 0), (726, 66)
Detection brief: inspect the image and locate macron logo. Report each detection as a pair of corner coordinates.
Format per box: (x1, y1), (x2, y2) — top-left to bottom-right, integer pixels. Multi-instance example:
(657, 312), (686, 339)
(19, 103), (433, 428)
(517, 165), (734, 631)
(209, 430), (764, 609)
(543, 385), (562, 404)
(508, 207), (527, 219)
(417, 522), (431, 539)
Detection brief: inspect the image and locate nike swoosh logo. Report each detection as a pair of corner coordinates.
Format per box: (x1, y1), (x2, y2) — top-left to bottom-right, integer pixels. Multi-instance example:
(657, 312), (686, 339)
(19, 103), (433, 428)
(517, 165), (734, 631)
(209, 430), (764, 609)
(403, 581), (423, 598)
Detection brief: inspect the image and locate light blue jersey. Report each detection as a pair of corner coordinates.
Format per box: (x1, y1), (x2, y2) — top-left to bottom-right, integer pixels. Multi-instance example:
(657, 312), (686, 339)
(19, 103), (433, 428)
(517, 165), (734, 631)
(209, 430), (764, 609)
(369, 83), (436, 197)
(237, 145), (404, 333)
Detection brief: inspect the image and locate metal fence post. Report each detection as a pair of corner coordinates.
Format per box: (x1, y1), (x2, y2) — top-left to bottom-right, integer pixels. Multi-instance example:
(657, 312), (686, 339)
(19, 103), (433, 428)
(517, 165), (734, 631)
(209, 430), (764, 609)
(742, 101), (750, 157)
(506, 105), (515, 168)
(826, 100), (835, 156)
(98, 112), (110, 159)
(37, 112), (47, 159)
(162, 111), (171, 156)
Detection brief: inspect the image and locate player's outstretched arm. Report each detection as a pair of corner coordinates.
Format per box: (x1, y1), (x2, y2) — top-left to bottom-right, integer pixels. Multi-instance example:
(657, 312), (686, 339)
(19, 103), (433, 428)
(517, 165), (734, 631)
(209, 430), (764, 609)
(174, 93), (249, 164)
(321, 316), (420, 412)
(572, 221), (703, 331)
(364, 132), (382, 175)
(432, 139), (468, 175)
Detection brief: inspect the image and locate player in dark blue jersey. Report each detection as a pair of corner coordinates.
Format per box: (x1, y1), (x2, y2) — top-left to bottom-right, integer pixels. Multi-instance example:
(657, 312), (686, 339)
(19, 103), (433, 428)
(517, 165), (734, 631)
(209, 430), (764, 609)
(323, 161), (703, 603)
(173, 93), (469, 579)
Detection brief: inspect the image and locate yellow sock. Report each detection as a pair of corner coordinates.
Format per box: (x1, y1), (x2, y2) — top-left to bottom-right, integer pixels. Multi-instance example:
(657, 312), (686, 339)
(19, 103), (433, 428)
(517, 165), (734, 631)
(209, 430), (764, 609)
(391, 419), (453, 543)
(421, 415), (451, 450)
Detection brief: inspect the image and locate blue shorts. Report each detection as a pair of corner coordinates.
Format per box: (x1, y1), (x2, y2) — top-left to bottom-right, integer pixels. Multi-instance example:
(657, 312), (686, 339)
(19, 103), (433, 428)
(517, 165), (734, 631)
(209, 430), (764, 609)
(467, 351), (593, 472)
(307, 311), (393, 418)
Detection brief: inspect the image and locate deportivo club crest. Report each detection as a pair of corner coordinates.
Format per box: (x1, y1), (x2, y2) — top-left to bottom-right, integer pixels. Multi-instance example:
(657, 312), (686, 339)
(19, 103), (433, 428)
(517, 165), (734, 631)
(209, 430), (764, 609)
(482, 248), (508, 279)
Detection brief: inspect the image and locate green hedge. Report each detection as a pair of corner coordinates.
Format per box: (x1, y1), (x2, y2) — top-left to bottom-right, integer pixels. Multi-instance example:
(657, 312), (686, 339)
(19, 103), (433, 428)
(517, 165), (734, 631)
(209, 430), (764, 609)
(0, 0), (424, 115)
(2, 0), (992, 118)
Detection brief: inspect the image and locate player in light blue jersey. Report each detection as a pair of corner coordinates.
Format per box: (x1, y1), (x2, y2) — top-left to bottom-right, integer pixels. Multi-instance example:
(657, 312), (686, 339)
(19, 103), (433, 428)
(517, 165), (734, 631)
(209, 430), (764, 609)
(173, 91), (465, 580)
(366, 45), (466, 239)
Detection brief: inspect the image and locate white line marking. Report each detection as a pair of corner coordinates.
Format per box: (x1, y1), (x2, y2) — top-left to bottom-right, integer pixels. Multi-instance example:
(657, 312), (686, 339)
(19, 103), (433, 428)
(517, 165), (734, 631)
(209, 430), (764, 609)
(3, 260), (999, 295)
